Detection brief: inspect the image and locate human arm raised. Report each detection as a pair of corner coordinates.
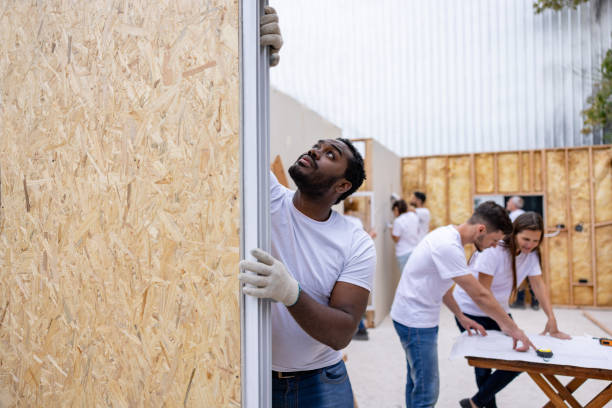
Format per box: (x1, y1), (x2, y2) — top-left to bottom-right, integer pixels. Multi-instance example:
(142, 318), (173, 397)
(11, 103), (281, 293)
(239, 249), (368, 350)
(528, 275), (571, 339)
(453, 273), (535, 351)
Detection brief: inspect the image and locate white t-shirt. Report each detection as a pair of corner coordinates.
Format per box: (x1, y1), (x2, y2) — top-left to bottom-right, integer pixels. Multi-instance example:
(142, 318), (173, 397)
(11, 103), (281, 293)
(392, 212), (419, 256)
(390, 225), (471, 328)
(453, 243), (542, 316)
(509, 209), (525, 222)
(344, 214), (364, 230)
(415, 207), (431, 241)
(269, 173), (376, 371)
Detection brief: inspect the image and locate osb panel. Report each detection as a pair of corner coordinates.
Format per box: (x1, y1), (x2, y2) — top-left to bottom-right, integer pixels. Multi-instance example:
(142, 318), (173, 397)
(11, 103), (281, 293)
(548, 234), (570, 305)
(546, 151), (567, 229)
(475, 154), (494, 193)
(573, 287), (594, 306)
(596, 226), (612, 306)
(498, 153), (519, 193)
(568, 150), (591, 285)
(568, 149), (591, 225)
(448, 156), (471, 225)
(593, 148), (612, 223)
(0, 1), (240, 407)
(402, 158), (425, 199)
(534, 151), (543, 191)
(425, 158), (448, 230)
(571, 225), (592, 283)
(358, 139), (373, 192)
(521, 152), (531, 192)
(271, 155), (289, 188)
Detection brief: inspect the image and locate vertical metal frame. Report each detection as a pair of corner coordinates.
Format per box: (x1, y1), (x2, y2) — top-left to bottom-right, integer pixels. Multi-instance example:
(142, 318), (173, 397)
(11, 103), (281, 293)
(240, 0), (271, 406)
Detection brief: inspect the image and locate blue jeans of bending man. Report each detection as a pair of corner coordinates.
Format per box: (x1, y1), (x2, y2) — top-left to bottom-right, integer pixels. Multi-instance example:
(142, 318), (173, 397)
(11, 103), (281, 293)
(455, 313), (521, 408)
(393, 320), (439, 408)
(396, 252), (412, 274)
(272, 360), (354, 408)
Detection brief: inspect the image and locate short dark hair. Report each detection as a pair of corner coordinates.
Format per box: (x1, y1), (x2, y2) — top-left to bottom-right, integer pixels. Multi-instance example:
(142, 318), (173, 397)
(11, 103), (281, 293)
(414, 191), (426, 204)
(468, 201), (512, 235)
(392, 199), (408, 215)
(336, 138), (366, 203)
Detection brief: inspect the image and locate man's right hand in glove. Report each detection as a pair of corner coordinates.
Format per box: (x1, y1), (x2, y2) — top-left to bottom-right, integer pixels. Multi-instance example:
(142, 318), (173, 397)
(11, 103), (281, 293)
(239, 248), (300, 307)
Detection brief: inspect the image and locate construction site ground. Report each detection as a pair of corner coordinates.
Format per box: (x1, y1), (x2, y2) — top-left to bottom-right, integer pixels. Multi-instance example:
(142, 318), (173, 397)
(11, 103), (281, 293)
(345, 306), (612, 408)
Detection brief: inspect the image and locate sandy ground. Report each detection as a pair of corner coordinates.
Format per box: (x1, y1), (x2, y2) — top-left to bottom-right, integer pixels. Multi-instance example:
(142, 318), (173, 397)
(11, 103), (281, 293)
(345, 306), (612, 408)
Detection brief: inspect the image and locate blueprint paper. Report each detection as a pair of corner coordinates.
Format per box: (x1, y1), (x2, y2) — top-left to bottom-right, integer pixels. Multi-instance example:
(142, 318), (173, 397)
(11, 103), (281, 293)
(450, 331), (612, 370)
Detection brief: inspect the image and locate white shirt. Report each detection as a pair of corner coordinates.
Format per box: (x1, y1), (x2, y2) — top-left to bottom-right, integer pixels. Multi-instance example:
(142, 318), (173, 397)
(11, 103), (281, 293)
(453, 243), (542, 316)
(415, 207), (431, 241)
(390, 225), (471, 328)
(344, 214), (364, 229)
(509, 209), (525, 222)
(270, 173), (376, 371)
(392, 212), (420, 256)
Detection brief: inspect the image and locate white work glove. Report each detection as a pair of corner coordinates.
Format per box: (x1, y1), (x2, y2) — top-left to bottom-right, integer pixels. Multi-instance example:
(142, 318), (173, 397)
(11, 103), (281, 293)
(260, 6), (283, 66)
(239, 248), (300, 306)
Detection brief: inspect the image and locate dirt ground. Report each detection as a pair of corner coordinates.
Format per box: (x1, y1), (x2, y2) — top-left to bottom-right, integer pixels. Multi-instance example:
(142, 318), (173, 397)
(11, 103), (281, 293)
(345, 306), (612, 408)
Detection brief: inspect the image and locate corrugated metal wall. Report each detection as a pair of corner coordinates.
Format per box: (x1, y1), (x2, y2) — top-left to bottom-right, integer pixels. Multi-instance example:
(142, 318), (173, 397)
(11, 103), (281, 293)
(270, 0), (612, 157)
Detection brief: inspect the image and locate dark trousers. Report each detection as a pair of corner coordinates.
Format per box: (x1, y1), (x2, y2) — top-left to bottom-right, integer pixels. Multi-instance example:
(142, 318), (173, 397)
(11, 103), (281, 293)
(455, 313), (521, 408)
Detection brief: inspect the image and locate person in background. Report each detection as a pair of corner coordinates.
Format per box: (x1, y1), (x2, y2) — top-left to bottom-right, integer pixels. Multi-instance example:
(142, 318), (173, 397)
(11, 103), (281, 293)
(391, 199), (420, 273)
(410, 191), (430, 241)
(506, 196), (525, 222)
(451, 212), (570, 408)
(344, 198), (377, 340)
(506, 197), (538, 310)
(391, 201), (535, 408)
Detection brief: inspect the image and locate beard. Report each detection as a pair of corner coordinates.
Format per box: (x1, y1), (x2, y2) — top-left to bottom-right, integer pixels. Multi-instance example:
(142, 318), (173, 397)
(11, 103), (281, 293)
(288, 162), (341, 199)
(474, 233), (486, 252)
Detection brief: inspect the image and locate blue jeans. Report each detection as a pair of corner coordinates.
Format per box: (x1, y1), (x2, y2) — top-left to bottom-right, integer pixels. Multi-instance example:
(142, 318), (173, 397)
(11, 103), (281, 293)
(455, 313), (521, 408)
(272, 360), (354, 408)
(393, 320), (439, 408)
(397, 252), (411, 274)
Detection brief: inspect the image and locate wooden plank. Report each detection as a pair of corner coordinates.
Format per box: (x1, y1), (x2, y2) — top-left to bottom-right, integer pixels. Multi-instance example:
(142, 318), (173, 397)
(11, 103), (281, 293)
(494, 153), (499, 193)
(544, 374), (582, 408)
(425, 157), (448, 230)
(401, 158), (425, 200)
(549, 233), (570, 304)
(445, 156), (450, 224)
(527, 372), (569, 408)
(596, 225), (612, 306)
(593, 148), (612, 223)
(271, 155), (289, 187)
(535, 150), (544, 192)
(589, 147), (598, 306)
(565, 150), (574, 306)
(467, 357), (612, 381)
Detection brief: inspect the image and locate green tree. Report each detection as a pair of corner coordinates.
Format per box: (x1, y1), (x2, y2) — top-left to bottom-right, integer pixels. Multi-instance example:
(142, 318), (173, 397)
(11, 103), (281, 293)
(533, 0), (590, 13)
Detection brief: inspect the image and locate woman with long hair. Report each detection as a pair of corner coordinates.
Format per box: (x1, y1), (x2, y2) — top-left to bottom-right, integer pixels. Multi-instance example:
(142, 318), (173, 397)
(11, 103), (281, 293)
(449, 212), (571, 408)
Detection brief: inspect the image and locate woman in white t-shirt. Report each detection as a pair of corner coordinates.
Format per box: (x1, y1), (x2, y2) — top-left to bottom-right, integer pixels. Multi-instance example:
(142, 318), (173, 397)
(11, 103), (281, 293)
(452, 212), (570, 408)
(391, 199), (420, 273)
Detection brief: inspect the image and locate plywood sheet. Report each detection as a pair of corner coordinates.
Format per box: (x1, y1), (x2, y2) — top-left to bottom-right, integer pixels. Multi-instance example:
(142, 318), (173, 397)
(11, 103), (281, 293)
(568, 149), (592, 284)
(359, 139), (373, 192)
(475, 154), (495, 193)
(425, 157), (448, 229)
(498, 153), (519, 193)
(548, 234), (570, 305)
(534, 151), (543, 192)
(546, 151), (568, 229)
(521, 152), (531, 192)
(271, 155), (289, 187)
(448, 156), (472, 224)
(402, 158), (425, 200)
(0, 1), (240, 406)
(573, 287), (594, 306)
(593, 148), (612, 223)
(596, 225), (612, 306)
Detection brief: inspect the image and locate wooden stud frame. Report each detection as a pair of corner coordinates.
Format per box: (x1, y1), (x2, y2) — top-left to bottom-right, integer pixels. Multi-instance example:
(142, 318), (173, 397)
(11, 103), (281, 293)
(401, 145), (612, 307)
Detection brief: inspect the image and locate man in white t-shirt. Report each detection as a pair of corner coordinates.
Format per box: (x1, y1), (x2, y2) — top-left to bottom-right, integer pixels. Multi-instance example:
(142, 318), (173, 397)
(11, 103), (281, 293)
(390, 202), (535, 408)
(391, 199), (419, 273)
(409, 191), (430, 241)
(506, 196), (525, 222)
(240, 138), (376, 407)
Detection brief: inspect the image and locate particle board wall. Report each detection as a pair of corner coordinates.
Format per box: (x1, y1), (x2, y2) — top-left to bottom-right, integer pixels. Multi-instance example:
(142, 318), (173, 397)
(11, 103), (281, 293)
(401, 146), (612, 307)
(0, 1), (240, 406)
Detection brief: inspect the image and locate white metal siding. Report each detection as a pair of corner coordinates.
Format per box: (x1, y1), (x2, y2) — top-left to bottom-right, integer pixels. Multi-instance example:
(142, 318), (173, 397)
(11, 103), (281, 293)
(270, 0), (612, 156)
